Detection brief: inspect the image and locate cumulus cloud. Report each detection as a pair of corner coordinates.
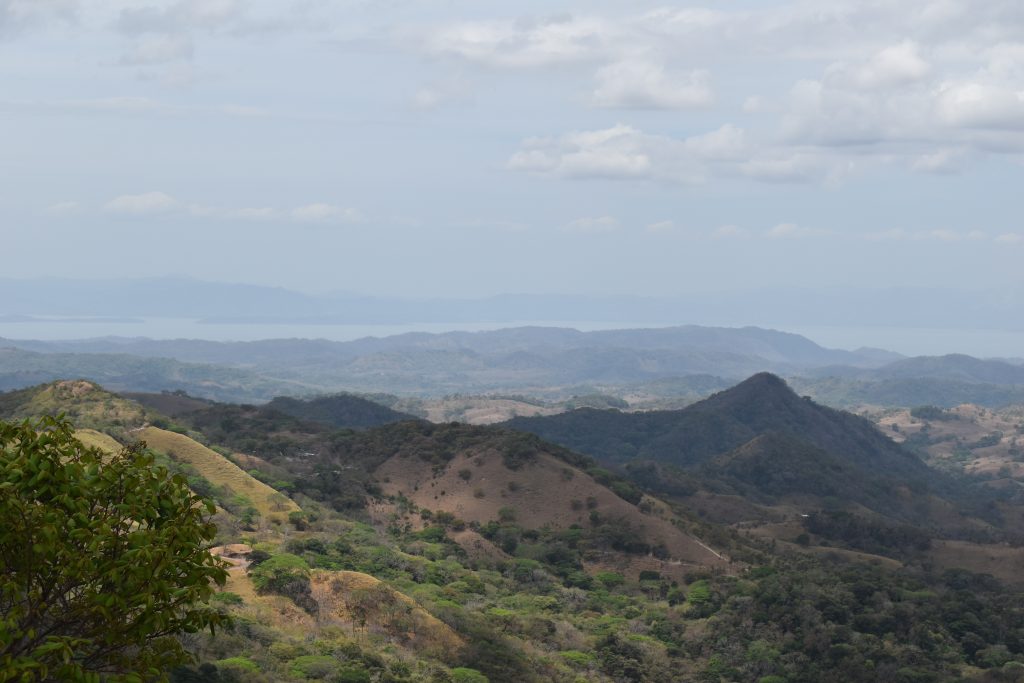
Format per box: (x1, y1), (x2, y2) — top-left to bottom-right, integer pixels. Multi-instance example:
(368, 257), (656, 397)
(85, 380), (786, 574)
(592, 61), (713, 109)
(290, 203), (360, 223)
(935, 81), (1024, 130)
(507, 122), (841, 185)
(765, 223), (830, 239)
(827, 42), (931, 91)
(712, 225), (747, 239)
(509, 124), (655, 179)
(421, 15), (614, 68)
(417, 3), (1024, 184)
(912, 149), (968, 174)
(104, 191), (177, 214)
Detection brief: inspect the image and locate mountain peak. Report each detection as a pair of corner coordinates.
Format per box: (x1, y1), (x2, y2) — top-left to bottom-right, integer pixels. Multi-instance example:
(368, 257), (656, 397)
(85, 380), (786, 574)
(695, 371), (802, 414)
(738, 371), (790, 390)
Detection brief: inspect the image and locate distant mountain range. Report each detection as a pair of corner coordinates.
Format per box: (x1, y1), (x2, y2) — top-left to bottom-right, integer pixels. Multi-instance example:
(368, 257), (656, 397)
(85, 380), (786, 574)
(3, 325), (1024, 408)
(0, 325), (893, 395)
(2, 276), (1022, 331)
(807, 353), (1024, 384)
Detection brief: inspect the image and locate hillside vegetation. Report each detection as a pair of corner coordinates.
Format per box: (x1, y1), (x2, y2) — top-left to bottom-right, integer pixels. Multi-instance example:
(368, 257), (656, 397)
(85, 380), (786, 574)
(7, 377), (1024, 682)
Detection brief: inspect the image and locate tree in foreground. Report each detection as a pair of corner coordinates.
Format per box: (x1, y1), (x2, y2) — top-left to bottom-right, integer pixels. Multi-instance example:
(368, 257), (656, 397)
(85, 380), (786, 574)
(0, 417), (230, 682)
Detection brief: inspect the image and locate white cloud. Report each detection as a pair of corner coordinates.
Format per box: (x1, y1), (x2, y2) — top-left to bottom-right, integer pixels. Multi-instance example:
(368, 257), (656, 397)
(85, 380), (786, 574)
(290, 203), (360, 223)
(829, 42), (932, 91)
(592, 61), (713, 110)
(912, 148), (968, 173)
(765, 223), (829, 239)
(742, 96), (772, 113)
(995, 232), (1024, 243)
(563, 216), (618, 233)
(712, 224), (746, 239)
(509, 124), (654, 179)
(507, 122), (848, 185)
(684, 124), (747, 161)
(935, 81), (1024, 130)
(923, 228), (963, 242)
(422, 15), (614, 68)
(104, 191), (176, 214)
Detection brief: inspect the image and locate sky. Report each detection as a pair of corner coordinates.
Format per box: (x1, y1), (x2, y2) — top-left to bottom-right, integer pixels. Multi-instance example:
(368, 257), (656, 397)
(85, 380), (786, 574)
(2, 0), (1024, 299)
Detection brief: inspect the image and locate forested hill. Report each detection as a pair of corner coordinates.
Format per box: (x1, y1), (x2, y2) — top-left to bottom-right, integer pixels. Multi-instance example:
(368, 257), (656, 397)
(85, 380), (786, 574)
(264, 393), (417, 429)
(505, 372), (928, 478)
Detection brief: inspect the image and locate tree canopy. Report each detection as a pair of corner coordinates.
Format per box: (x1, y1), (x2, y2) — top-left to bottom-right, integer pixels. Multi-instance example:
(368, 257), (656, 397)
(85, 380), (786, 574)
(0, 417), (229, 682)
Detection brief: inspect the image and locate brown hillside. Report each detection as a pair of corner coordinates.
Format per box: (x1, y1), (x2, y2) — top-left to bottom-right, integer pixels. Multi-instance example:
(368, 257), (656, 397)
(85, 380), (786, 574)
(376, 447), (726, 568)
(311, 571), (463, 656)
(213, 547), (462, 655)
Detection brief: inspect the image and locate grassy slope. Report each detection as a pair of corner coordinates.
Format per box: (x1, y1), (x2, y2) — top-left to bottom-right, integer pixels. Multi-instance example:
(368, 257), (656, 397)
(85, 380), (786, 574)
(0, 380), (148, 436)
(138, 426), (299, 519)
(74, 428), (124, 455)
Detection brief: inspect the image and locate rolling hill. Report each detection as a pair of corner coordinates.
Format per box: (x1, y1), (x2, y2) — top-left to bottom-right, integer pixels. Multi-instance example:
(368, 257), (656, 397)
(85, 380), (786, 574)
(0, 346), (314, 402)
(502, 373), (999, 537)
(264, 393), (417, 429)
(8, 377), (1024, 681)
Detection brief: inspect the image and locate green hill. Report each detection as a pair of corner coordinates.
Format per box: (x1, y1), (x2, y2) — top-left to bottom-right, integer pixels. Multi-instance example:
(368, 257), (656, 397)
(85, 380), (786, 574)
(507, 373), (930, 478)
(265, 393), (417, 429)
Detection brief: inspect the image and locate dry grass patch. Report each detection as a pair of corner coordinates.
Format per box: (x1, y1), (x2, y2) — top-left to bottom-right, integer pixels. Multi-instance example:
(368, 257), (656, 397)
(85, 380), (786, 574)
(311, 571), (463, 655)
(74, 429), (123, 455)
(420, 398), (563, 425)
(138, 426), (299, 520)
(930, 540), (1024, 586)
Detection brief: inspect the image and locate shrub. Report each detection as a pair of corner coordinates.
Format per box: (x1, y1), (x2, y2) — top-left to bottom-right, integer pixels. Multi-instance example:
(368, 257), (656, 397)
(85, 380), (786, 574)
(212, 591), (245, 606)
(216, 657), (259, 672)
(450, 667), (489, 682)
(248, 553), (318, 614)
(289, 654), (338, 679)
